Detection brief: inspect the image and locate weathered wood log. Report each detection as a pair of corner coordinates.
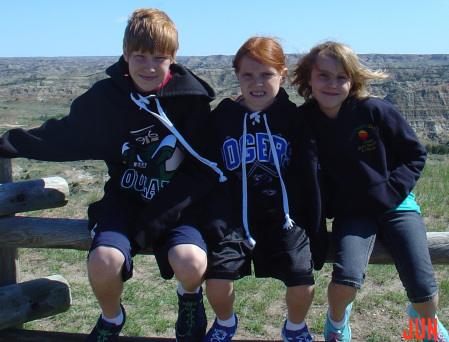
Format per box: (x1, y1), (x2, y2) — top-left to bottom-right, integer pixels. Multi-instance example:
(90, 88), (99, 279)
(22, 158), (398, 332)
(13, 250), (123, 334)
(0, 215), (448, 264)
(0, 330), (275, 342)
(0, 216), (91, 250)
(0, 216), (154, 254)
(0, 247), (18, 287)
(0, 275), (71, 330)
(0, 158), (19, 289)
(0, 176), (69, 216)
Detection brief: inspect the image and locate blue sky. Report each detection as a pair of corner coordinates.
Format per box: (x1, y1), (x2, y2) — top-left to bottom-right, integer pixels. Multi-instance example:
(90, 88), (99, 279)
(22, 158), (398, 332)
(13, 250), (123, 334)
(1, 0), (448, 57)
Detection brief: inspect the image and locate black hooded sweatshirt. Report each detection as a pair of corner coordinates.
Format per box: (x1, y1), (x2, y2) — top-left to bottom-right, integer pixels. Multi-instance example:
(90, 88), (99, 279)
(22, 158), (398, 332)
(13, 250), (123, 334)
(203, 88), (328, 270)
(301, 97), (427, 218)
(0, 56), (220, 249)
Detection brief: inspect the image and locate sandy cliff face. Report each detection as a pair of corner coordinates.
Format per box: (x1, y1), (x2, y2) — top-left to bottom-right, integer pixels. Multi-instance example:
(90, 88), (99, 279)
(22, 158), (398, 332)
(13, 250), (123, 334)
(1, 55), (448, 141)
(383, 84), (449, 141)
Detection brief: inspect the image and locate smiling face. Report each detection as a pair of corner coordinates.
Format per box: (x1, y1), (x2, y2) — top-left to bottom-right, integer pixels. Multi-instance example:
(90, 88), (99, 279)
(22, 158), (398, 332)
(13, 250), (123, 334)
(309, 54), (353, 118)
(123, 49), (172, 93)
(235, 56), (287, 112)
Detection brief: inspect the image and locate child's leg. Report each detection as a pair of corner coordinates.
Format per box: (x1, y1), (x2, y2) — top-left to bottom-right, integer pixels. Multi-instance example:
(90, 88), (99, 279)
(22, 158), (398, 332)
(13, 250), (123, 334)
(327, 282), (357, 322)
(87, 211), (135, 322)
(285, 285), (314, 324)
(378, 212), (439, 319)
(87, 246), (125, 318)
(206, 279), (235, 320)
(328, 216), (377, 320)
(169, 243), (207, 291)
(157, 226), (208, 342)
(202, 279), (238, 342)
(202, 230), (250, 342)
(411, 295), (438, 318)
(85, 212), (135, 341)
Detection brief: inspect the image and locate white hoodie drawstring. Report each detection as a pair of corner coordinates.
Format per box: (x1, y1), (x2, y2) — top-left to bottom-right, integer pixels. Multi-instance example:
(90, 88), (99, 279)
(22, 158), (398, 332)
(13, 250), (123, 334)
(242, 112), (258, 246)
(130, 93), (227, 182)
(241, 112), (295, 247)
(262, 114), (295, 230)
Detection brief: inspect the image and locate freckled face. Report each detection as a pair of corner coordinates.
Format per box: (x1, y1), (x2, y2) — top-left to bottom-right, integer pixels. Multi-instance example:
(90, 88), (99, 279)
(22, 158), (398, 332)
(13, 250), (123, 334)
(235, 56), (287, 112)
(309, 55), (353, 118)
(123, 49), (172, 93)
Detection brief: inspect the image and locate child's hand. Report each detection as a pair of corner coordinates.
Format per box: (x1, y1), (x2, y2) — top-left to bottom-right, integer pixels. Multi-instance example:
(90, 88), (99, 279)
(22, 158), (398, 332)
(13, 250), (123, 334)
(134, 197), (191, 249)
(202, 218), (231, 243)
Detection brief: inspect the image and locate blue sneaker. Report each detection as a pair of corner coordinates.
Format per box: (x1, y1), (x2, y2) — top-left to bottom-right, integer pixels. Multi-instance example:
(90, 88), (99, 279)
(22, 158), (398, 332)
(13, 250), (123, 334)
(281, 320), (314, 342)
(324, 303), (352, 342)
(202, 314), (238, 342)
(85, 304), (126, 342)
(407, 304), (448, 342)
(176, 287), (207, 342)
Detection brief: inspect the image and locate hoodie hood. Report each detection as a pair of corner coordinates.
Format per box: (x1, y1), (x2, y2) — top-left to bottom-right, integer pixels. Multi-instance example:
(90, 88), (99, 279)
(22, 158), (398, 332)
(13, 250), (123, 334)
(214, 87), (293, 116)
(106, 56), (216, 101)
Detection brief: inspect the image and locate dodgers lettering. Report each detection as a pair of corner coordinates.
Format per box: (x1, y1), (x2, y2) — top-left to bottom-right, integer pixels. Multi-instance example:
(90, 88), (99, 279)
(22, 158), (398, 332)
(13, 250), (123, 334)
(222, 133), (288, 171)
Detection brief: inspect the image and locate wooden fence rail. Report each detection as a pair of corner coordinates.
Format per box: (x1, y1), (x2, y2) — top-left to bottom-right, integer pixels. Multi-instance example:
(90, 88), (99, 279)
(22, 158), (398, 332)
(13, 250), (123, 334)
(0, 157), (448, 341)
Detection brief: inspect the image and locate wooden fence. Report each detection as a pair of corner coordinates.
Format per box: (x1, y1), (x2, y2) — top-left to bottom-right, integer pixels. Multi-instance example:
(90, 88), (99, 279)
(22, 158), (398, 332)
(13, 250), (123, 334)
(0, 157), (448, 341)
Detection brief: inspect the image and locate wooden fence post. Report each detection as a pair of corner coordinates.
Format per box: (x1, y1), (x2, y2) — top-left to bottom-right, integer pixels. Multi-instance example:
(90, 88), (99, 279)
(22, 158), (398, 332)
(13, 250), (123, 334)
(0, 158), (19, 288)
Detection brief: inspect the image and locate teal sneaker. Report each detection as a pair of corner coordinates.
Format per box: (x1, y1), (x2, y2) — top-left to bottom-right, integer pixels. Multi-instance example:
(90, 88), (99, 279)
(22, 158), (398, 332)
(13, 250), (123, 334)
(407, 304), (448, 342)
(281, 320), (314, 342)
(324, 303), (352, 342)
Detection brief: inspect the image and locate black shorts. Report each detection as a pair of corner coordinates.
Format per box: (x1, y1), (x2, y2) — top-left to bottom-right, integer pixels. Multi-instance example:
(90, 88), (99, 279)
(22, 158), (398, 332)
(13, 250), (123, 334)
(206, 221), (314, 287)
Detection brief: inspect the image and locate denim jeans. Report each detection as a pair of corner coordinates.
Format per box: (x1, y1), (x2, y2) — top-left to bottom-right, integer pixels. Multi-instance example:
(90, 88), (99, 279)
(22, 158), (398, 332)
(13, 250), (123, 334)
(331, 211), (438, 303)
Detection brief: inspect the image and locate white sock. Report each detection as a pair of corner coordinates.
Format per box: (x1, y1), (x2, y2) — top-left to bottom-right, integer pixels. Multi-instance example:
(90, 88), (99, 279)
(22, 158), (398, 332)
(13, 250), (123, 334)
(328, 309), (346, 330)
(286, 316), (305, 331)
(177, 282), (200, 296)
(101, 307), (124, 326)
(217, 313), (236, 327)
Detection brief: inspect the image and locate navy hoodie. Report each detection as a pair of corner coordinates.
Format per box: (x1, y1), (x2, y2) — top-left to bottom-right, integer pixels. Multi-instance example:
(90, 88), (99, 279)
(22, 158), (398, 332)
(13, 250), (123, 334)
(301, 97), (427, 218)
(204, 88), (328, 270)
(0, 56), (218, 249)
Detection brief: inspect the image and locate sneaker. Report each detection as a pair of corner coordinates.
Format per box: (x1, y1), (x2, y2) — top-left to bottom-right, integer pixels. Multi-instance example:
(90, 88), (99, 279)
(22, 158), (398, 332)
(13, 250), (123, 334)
(202, 314), (238, 342)
(281, 320), (314, 342)
(324, 303), (352, 342)
(176, 287), (207, 342)
(407, 304), (448, 342)
(85, 304), (126, 342)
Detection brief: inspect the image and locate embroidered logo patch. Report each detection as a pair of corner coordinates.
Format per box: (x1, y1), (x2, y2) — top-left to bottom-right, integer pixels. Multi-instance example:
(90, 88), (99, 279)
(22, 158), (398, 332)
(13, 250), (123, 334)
(350, 124), (378, 153)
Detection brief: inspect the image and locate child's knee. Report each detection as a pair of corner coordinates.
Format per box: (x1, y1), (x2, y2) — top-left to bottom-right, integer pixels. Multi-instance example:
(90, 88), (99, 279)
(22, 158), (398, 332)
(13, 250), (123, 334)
(206, 279), (234, 298)
(287, 284), (315, 298)
(88, 246), (125, 277)
(169, 244), (206, 266)
(169, 244), (207, 279)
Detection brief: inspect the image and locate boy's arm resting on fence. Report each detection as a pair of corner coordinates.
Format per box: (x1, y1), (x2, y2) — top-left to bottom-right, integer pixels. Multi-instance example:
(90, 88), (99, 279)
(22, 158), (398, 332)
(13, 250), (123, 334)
(0, 131), (21, 159)
(0, 125), (83, 161)
(0, 93), (112, 161)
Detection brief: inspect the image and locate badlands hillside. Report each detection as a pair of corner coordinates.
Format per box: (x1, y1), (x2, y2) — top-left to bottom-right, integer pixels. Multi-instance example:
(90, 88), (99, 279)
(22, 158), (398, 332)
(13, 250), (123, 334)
(0, 54), (448, 142)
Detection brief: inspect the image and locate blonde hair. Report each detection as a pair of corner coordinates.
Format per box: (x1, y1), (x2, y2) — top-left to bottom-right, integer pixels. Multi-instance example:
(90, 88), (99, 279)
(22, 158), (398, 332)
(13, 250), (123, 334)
(233, 37), (286, 74)
(291, 41), (387, 100)
(123, 8), (178, 61)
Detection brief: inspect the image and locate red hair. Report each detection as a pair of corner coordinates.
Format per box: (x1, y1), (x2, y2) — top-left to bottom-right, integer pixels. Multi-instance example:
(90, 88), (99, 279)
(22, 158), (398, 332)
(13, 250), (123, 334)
(233, 37), (286, 73)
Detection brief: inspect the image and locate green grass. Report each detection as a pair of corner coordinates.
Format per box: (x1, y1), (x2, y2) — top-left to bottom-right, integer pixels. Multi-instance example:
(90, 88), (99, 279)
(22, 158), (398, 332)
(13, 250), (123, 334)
(9, 154), (449, 341)
(31, 113), (66, 121)
(415, 155), (449, 225)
